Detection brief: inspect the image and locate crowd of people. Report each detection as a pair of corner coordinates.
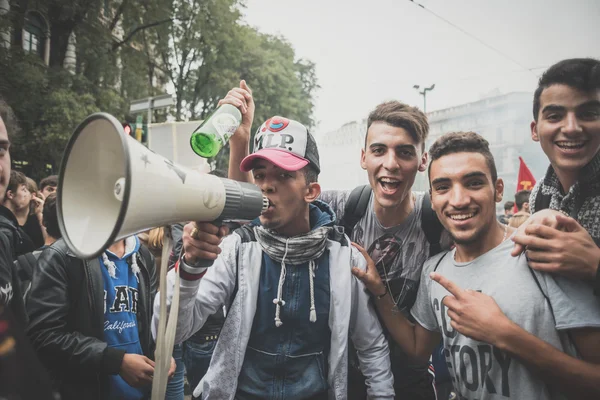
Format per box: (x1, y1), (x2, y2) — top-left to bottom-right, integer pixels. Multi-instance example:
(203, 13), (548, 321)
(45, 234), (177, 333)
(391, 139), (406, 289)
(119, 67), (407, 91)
(0, 57), (599, 400)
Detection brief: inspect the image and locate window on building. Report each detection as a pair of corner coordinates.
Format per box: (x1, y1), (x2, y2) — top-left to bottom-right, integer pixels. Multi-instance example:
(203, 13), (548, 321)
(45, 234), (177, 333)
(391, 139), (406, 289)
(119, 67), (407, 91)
(22, 12), (46, 59)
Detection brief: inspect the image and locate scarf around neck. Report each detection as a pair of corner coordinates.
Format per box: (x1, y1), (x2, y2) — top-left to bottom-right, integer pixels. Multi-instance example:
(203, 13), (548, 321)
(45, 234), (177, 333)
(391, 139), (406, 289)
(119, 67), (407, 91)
(531, 150), (600, 243)
(254, 225), (331, 327)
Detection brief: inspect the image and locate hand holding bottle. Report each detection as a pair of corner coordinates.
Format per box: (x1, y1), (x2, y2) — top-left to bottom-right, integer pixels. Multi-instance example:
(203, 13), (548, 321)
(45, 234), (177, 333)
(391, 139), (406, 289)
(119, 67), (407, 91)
(218, 80), (254, 144)
(190, 81), (254, 158)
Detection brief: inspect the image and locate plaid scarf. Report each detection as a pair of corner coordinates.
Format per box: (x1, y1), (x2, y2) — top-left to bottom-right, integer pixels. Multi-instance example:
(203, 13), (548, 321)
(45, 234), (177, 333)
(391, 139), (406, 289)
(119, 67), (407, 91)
(254, 225), (331, 327)
(530, 150), (600, 244)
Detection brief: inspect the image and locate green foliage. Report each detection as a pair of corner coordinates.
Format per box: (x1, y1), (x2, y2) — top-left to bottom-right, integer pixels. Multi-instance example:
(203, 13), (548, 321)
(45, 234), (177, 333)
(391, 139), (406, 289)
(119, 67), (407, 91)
(0, 49), (126, 181)
(203, 26), (320, 171)
(0, 0), (318, 180)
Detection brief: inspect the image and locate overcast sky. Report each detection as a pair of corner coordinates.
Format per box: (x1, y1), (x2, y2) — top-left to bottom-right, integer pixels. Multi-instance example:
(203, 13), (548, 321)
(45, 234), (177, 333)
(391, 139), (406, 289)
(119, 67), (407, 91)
(242, 0), (600, 132)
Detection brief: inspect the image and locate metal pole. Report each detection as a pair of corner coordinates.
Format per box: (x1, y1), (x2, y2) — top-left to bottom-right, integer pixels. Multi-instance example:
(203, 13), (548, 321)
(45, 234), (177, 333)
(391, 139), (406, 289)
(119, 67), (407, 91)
(423, 92), (427, 113)
(147, 98), (153, 144)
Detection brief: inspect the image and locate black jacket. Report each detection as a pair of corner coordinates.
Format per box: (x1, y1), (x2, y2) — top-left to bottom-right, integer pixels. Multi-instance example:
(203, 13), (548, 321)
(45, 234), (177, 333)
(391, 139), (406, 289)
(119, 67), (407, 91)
(0, 205), (36, 259)
(26, 238), (157, 400)
(0, 232), (27, 327)
(0, 206), (36, 327)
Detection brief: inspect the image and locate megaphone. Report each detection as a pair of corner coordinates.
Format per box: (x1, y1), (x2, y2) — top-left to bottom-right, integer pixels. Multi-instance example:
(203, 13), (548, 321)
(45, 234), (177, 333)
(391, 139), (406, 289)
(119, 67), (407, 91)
(57, 112), (268, 259)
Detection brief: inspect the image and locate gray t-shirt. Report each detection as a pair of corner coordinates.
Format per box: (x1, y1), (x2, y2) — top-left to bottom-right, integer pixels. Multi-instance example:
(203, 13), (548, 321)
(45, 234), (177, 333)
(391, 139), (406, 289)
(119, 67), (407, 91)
(411, 238), (600, 400)
(321, 190), (450, 314)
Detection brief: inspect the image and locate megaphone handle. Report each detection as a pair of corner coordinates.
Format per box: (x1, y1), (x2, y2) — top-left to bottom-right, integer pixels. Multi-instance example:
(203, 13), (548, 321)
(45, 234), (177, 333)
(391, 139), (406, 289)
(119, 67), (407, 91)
(191, 219), (231, 268)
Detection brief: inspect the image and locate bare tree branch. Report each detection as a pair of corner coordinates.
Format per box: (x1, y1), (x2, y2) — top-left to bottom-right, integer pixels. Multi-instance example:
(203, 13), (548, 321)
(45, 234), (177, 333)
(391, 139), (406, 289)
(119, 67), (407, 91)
(108, 0), (128, 32)
(111, 17), (190, 51)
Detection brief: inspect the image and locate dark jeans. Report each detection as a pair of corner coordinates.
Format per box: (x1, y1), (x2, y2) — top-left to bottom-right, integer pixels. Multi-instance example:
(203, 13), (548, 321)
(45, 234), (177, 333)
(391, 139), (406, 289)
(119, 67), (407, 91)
(348, 354), (436, 400)
(183, 340), (217, 399)
(165, 343), (185, 400)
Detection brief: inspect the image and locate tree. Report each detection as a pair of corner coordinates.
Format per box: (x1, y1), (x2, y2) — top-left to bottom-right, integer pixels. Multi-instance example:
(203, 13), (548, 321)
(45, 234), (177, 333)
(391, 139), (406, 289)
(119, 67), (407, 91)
(203, 26), (320, 171)
(44, 0), (100, 68)
(147, 0), (241, 121)
(0, 0), (149, 180)
(0, 0), (319, 180)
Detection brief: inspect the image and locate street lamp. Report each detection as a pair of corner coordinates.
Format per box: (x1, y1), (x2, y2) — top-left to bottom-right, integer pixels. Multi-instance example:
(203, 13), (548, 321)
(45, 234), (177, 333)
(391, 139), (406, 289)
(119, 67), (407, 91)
(413, 84), (435, 113)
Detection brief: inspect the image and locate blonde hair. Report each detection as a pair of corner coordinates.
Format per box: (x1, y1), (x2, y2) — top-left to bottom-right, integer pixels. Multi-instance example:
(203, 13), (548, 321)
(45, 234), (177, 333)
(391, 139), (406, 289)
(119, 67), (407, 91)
(146, 227), (165, 252)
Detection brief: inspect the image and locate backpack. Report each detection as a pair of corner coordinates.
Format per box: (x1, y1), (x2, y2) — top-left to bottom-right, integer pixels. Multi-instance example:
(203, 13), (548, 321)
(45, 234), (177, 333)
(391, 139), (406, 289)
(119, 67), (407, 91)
(339, 185), (451, 385)
(339, 185), (443, 257)
(14, 251), (41, 303)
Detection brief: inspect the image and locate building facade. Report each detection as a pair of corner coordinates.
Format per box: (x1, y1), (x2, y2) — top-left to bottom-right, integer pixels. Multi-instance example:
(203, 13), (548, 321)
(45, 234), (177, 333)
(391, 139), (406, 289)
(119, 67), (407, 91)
(316, 92), (547, 210)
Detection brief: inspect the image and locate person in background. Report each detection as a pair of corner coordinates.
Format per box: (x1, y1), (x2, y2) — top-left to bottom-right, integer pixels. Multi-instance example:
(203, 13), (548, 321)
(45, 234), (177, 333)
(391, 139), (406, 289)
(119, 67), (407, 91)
(27, 234), (173, 400)
(139, 225), (186, 400)
(497, 200), (514, 224)
(23, 176), (45, 248)
(508, 190), (530, 228)
(39, 175), (58, 199)
(0, 170), (36, 259)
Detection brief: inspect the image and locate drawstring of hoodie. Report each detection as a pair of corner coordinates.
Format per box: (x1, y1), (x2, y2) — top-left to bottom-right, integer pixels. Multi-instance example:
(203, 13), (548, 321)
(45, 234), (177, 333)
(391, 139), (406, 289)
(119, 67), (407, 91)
(273, 239), (290, 327)
(309, 260), (317, 323)
(272, 240), (318, 327)
(102, 250), (141, 283)
(254, 225), (330, 328)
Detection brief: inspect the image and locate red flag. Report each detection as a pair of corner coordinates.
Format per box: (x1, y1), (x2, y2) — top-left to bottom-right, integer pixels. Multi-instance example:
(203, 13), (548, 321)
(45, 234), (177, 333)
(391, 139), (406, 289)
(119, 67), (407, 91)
(514, 157), (536, 213)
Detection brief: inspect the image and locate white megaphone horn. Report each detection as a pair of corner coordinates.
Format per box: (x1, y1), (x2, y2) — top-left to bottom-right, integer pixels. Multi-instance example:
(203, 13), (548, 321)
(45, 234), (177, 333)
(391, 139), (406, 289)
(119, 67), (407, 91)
(57, 112), (268, 259)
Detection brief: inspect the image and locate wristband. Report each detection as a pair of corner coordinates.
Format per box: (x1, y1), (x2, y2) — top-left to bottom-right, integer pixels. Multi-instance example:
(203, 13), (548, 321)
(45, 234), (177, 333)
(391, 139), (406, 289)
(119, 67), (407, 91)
(179, 253), (209, 281)
(374, 286), (388, 300)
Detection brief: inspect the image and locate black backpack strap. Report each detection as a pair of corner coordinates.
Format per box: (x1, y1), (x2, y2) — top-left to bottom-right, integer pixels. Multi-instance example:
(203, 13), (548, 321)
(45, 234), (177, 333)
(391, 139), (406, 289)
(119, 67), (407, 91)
(15, 252), (37, 283)
(527, 267), (554, 316)
(432, 252), (449, 272)
(421, 192), (444, 257)
(339, 185), (372, 236)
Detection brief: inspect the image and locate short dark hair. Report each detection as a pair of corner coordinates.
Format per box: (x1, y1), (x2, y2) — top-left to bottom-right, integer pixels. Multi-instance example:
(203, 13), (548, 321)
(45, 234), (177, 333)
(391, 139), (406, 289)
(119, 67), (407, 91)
(504, 201), (515, 211)
(428, 131), (498, 184)
(533, 58), (600, 121)
(0, 97), (19, 140)
(6, 170), (27, 196)
(39, 175), (58, 191)
(366, 101), (429, 150)
(301, 164), (319, 184)
(514, 190), (531, 211)
(42, 192), (61, 239)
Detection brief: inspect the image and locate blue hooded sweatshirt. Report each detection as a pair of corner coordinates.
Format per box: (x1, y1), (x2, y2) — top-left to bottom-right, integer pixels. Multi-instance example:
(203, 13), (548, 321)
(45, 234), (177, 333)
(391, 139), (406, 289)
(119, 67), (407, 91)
(100, 236), (147, 399)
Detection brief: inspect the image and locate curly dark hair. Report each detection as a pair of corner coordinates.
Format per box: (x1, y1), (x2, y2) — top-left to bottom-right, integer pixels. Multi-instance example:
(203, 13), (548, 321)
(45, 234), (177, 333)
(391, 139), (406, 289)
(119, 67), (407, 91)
(533, 58), (600, 121)
(428, 131), (497, 184)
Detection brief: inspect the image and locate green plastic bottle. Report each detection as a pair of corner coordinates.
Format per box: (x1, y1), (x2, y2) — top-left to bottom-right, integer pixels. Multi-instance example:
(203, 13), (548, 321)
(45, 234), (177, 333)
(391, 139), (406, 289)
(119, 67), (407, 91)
(190, 104), (243, 158)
